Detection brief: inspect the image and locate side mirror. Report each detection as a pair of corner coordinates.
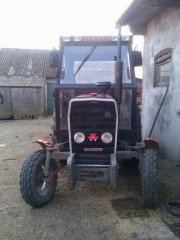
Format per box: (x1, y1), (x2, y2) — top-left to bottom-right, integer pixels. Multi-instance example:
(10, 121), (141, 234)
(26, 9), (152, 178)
(49, 50), (59, 68)
(132, 51), (142, 67)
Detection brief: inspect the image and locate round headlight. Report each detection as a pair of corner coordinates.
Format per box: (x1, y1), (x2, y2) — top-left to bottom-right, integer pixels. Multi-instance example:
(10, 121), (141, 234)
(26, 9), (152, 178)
(74, 132), (85, 143)
(101, 132), (113, 144)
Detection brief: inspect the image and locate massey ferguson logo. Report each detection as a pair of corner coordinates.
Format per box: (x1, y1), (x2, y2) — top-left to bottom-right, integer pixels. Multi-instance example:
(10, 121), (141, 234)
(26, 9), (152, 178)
(88, 133), (99, 142)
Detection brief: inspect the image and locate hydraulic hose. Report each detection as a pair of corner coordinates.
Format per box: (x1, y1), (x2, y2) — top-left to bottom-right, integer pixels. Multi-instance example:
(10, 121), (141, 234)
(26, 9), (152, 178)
(148, 85), (169, 138)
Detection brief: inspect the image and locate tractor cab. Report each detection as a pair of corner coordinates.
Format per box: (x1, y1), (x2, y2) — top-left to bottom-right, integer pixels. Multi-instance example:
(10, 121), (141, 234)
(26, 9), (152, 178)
(51, 36), (141, 147)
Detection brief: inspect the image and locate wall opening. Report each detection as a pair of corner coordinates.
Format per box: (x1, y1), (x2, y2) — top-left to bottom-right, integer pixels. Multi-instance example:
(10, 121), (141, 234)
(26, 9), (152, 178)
(154, 48), (172, 87)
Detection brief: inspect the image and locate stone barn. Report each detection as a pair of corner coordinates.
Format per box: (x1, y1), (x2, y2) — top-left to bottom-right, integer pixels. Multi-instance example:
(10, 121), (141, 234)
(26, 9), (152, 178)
(0, 48), (57, 119)
(117, 0), (180, 162)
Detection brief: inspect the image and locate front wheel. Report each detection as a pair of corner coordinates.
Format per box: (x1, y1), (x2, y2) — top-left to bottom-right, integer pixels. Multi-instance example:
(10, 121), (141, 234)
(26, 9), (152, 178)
(20, 150), (57, 208)
(140, 148), (158, 209)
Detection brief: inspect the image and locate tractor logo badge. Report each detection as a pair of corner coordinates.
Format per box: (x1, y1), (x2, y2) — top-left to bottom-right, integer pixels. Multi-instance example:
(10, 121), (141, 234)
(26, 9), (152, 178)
(88, 133), (99, 142)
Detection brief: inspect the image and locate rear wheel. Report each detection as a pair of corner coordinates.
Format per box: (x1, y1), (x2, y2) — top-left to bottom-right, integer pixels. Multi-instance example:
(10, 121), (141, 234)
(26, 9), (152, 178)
(136, 108), (142, 142)
(140, 148), (158, 209)
(51, 111), (57, 144)
(20, 150), (57, 208)
(51, 123), (57, 144)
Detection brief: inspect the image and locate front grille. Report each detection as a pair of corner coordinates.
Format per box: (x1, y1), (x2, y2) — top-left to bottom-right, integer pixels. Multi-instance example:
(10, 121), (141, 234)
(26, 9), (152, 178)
(70, 101), (116, 130)
(69, 100), (117, 153)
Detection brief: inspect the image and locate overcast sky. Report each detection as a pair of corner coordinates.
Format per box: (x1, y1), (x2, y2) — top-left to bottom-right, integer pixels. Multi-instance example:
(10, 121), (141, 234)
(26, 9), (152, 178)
(0, 0), (138, 49)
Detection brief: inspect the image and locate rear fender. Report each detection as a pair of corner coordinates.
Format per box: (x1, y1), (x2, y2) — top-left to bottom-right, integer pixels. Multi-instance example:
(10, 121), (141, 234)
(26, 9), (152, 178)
(144, 138), (159, 150)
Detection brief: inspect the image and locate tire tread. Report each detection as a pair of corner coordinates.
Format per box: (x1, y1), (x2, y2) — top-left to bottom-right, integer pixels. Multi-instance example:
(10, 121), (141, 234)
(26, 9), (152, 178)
(20, 150), (57, 208)
(141, 148), (158, 209)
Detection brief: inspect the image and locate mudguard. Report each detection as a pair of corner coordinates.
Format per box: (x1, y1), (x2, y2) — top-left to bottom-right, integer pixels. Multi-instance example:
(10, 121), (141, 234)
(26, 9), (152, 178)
(33, 139), (54, 149)
(144, 138), (159, 149)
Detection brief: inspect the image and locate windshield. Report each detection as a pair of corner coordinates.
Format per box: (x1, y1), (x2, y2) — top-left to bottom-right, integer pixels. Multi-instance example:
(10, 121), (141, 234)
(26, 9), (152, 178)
(60, 45), (131, 84)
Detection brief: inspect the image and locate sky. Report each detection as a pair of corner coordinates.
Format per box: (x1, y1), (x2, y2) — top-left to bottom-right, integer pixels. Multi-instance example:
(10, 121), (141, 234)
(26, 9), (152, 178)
(0, 0), (143, 50)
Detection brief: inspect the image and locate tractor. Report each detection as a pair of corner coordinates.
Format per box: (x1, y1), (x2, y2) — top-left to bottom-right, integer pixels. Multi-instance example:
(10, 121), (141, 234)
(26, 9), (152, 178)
(20, 34), (158, 209)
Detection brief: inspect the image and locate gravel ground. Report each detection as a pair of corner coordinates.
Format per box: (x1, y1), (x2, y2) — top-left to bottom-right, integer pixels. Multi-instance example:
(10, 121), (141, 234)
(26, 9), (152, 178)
(0, 118), (179, 240)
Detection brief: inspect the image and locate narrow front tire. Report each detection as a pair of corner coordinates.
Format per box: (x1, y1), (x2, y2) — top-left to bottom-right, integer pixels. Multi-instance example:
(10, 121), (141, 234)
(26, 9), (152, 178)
(20, 150), (57, 208)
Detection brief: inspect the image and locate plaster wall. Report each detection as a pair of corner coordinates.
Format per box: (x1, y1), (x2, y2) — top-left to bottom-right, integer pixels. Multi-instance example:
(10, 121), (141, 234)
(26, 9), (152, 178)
(142, 7), (180, 162)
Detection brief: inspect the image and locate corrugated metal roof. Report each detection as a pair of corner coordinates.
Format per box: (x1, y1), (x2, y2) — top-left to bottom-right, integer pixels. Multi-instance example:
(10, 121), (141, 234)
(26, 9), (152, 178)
(0, 48), (57, 78)
(0, 76), (45, 87)
(117, 0), (180, 34)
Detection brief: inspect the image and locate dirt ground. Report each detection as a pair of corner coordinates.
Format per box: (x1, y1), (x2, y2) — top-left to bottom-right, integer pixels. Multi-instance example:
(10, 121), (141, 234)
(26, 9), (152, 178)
(0, 118), (179, 240)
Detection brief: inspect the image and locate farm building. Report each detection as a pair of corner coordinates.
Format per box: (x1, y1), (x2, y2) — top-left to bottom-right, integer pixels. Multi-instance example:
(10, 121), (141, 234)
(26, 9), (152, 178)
(0, 48), (57, 119)
(117, 0), (180, 162)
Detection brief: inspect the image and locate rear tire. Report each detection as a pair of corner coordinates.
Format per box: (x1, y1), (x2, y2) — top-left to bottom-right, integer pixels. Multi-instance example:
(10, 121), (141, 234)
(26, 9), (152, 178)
(136, 108), (142, 142)
(140, 148), (158, 209)
(51, 123), (57, 144)
(20, 150), (57, 208)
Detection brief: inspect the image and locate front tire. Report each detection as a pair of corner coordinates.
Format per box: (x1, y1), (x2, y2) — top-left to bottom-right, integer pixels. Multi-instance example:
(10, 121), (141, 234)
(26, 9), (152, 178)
(20, 150), (57, 208)
(140, 148), (158, 209)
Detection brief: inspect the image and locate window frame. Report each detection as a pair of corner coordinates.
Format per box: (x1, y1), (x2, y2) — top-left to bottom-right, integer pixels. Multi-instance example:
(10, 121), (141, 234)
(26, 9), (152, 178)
(59, 43), (132, 87)
(154, 48), (172, 87)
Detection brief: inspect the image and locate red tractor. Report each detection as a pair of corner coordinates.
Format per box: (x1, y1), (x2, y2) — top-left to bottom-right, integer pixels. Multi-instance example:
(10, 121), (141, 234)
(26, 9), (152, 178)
(20, 35), (158, 209)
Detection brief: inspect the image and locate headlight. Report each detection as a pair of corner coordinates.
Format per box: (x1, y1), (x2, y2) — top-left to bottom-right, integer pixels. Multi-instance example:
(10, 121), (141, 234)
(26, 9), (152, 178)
(74, 132), (85, 143)
(101, 132), (113, 144)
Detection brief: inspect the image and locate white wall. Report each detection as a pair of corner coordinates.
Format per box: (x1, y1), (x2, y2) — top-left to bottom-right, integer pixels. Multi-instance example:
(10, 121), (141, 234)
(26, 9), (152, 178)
(142, 7), (180, 162)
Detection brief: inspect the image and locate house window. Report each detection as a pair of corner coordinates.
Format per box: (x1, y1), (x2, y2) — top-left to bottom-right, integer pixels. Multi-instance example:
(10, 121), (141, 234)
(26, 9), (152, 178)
(154, 48), (172, 87)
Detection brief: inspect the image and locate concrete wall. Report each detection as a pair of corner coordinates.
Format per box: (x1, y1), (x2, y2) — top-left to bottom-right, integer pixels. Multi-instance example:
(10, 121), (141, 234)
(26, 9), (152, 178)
(142, 7), (180, 162)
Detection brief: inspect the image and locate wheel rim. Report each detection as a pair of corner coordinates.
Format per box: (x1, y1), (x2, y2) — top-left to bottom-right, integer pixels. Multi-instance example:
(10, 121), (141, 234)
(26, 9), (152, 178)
(34, 161), (54, 197)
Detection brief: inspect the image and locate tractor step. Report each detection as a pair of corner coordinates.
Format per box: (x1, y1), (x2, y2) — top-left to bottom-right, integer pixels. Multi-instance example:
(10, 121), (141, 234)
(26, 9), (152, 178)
(67, 153), (117, 190)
